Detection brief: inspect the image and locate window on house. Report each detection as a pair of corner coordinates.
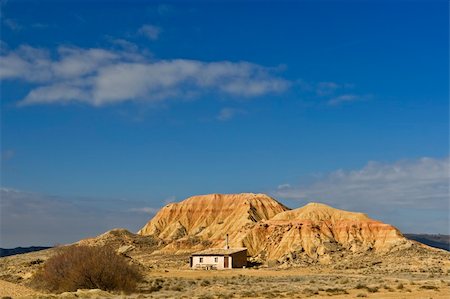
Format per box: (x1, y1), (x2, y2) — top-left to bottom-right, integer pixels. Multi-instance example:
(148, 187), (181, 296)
(214, 257), (218, 263)
(199, 257), (203, 263)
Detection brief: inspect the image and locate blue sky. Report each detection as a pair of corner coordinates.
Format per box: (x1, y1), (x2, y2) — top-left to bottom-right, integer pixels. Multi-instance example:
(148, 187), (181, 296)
(1, 0), (448, 247)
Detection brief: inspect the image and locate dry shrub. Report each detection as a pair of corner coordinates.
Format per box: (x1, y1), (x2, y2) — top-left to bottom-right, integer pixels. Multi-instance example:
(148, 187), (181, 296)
(200, 279), (211, 287)
(302, 288), (319, 296)
(325, 287), (348, 295)
(32, 245), (142, 293)
(420, 285), (439, 290)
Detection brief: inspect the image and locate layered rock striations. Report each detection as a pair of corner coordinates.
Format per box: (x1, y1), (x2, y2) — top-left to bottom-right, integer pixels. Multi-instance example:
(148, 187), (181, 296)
(137, 193), (413, 262)
(240, 203), (410, 262)
(137, 193), (289, 248)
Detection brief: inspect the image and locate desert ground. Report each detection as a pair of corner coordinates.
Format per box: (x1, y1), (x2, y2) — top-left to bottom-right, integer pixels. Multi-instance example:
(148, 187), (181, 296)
(1, 248), (449, 299)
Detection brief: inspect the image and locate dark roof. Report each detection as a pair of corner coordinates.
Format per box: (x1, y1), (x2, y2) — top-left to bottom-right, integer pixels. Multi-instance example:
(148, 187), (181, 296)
(191, 248), (247, 256)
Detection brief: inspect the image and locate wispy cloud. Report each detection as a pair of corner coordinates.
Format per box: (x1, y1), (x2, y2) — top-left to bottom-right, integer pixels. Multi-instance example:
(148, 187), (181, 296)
(138, 24), (161, 40)
(128, 207), (159, 214)
(0, 188), (159, 247)
(0, 44), (290, 107)
(328, 93), (370, 106)
(315, 81), (340, 96)
(296, 80), (368, 107)
(108, 38), (140, 52)
(277, 183), (291, 190)
(163, 195), (176, 204)
(273, 157), (449, 234)
(2, 18), (48, 31)
(1, 149), (15, 161)
(216, 107), (246, 121)
(31, 23), (48, 29)
(157, 4), (174, 16)
(3, 18), (22, 31)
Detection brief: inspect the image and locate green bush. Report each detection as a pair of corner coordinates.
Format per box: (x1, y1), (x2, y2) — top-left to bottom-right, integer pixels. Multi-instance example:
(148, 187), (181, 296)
(32, 245), (142, 293)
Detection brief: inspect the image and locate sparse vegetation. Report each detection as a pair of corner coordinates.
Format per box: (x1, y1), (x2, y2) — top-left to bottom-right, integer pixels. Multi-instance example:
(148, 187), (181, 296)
(354, 283), (379, 293)
(31, 245), (142, 293)
(366, 286), (379, 293)
(420, 285), (439, 290)
(200, 279), (211, 286)
(302, 287), (319, 296)
(325, 287), (348, 295)
(2, 244), (450, 298)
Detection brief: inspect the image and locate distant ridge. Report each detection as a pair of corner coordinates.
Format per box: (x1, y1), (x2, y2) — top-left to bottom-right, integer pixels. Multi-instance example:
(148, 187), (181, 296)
(405, 234), (450, 251)
(0, 246), (52, 257)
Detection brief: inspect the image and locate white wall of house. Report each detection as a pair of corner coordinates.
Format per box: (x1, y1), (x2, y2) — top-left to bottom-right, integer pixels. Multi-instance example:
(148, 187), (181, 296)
(192, 255), (232, 269)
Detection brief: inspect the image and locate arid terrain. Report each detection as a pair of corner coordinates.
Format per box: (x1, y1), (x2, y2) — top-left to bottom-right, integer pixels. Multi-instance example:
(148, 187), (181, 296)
(1, 193), (449, 298)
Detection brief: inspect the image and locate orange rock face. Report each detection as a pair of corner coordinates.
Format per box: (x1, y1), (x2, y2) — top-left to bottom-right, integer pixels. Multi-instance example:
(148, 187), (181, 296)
(241, 203), (409, 260)
(138, 194), (411, 261)
(138, 193), (289, 247)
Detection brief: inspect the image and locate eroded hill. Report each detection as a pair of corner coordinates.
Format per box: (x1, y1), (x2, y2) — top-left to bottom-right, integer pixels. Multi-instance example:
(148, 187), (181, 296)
(138, 193), (288, 251)
(241, 202), (412, 262)
(137, 194), (416, 263)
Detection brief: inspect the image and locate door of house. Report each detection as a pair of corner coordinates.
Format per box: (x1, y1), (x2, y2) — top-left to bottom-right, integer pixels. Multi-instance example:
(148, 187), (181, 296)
(224, 256), (229, 268)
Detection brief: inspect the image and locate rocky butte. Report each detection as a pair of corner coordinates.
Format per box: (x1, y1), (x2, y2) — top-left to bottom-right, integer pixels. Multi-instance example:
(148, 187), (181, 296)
(137, 193), (414, 264)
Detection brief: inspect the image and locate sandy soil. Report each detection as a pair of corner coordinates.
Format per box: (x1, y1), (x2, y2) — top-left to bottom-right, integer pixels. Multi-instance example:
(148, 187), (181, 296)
(153, 268), (357, 277)
(0, 279), (39, 298)
(1, 245), (449, 298)
(1, 269), (449, 298)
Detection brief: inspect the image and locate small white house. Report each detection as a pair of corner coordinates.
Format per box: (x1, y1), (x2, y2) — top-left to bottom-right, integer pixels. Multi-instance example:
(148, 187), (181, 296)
(190, 234), (247, 269)
(190, 247), (247, 269)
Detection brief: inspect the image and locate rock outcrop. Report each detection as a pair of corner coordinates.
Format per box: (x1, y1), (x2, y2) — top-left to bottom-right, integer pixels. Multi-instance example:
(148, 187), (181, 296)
(78, 228), (162, 252)
(138, 193), (289, 247)
(240, 203), (410, 262)
(138, 194), (414, 262)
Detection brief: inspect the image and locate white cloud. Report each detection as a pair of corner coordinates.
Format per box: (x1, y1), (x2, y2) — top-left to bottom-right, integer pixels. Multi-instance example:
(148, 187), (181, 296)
(0, 45), (52, 82)
(53, 47), (119, 78)
(138, 24), (161, 40)
(274, 157), (449, 233)
(216, 107), (246, 121)
(0, 45), (290, 107)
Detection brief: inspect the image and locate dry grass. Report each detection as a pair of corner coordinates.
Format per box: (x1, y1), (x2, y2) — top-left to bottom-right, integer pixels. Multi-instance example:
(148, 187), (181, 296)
(1, 247), (450, 298)
(120, 271), (450, 299)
